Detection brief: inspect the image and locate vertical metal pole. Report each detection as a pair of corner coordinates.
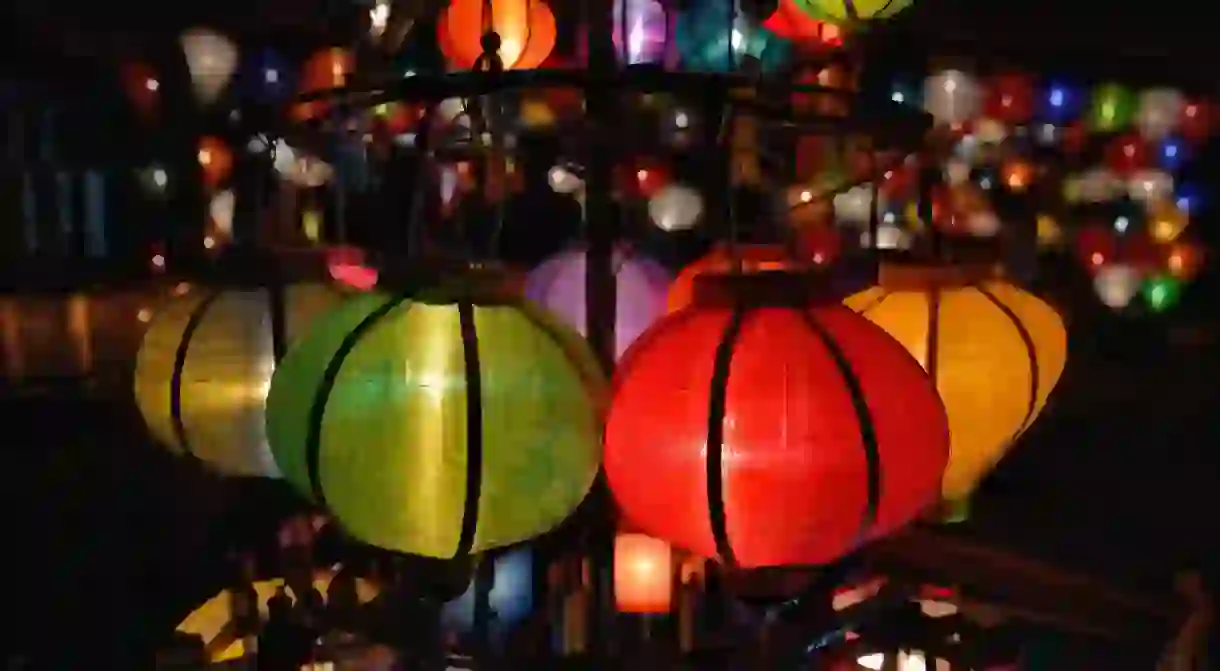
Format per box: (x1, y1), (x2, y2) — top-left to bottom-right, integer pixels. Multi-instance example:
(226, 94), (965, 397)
(584, 0), (619, 659)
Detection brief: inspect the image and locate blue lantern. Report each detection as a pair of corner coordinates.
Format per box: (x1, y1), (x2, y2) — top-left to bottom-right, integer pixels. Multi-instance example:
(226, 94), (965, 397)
(1175, 183), (1201, 215)
(441, 548), (534, 648)
(1157, 136), (1187, 172)
(674, 0), (791, 73)
(240, 49), (293, 105)
(1040, 82), (1081, 123)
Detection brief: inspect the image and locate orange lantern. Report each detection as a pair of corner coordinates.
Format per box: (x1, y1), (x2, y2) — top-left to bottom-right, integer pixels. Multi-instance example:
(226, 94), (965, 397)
(1164, 240), (1204, 281)
(614, 533), (673, 614)
(293, 47), (355, 122)
(122, 62), (161, 118)
(197, 136), (233, 188)
(442, 0), (556, 71)
(668, 245), (796, 312)
(1000, 159), (1034, 193)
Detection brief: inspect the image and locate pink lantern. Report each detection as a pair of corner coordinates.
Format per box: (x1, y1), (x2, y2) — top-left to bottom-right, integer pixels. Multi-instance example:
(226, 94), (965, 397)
(525, 247), (671, 360)
(614, 0), (670, 65)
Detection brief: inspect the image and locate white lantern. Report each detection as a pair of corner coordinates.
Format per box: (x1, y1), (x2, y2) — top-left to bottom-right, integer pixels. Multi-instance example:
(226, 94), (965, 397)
(834, 186), (883, 225)
(965, 210), (1001, 237)
(944, 158), (971, 186)
(180, 28), (238, 105)
(547, 166), (584, 194)
(1127, 169), (1174, 204)
(923, 70), (981, 127)
(648, 184), (703, 231)
(860, 223), (910, 250)
(1136, 88), (1184, 141)
(1076, 167), (1123, 204)
(1094, 264), (1143, 309)
(209, 190), (235, 237)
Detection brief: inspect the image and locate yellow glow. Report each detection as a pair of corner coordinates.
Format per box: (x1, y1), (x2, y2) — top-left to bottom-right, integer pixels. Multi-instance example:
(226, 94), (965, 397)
(845, 267), (1067, 505)
(614, 533), (673, 614)
(1149, 200), (1189, 243)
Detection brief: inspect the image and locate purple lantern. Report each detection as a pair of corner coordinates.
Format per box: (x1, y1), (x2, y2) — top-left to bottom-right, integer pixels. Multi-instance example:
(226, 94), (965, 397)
(525, 247), (672, 360)
(614, 0), (670, 65)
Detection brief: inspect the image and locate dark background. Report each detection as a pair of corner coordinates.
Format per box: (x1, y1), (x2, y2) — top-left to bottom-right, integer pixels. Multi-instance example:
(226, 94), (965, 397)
(1, 0), (1218, 663)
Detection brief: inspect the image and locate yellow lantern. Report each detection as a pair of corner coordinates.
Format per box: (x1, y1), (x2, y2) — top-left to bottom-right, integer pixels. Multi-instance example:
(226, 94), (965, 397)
(134, 283), (344, 477)
(614, 533), (673, 614)
(1149, 199), (1189, 243)
(844, 264), (1066, 518)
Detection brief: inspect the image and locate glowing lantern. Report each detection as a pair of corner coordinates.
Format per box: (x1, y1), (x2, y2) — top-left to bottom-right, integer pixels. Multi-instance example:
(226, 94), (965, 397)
(845, 264), (1067, 517)
(614, 533), (674, 613)
(923, 70), (981, 127)
(265, 278), (605, 558)
(674, 0), (791, 73)
(1142, 275), (1183, 312)
(668, 245), (795, 312)
(122, 62), (161, 117)
(180, 27), (238, 105)
(606, 272), (950, 567)
(293, 47), (354, 121)
(443, 0), (556, 70)
(1164, 241), (1204, 281)
(1094, 264), (1142, 309)
(198, 137), (233, 188)
(1074, 225), (1117, 271)
(648, 183), (704, 231)
(613, 0), (669, 65)
(525, 248), (671, 360)
(796, 0), (914, 22)
(1087, 83), (1136, 132)
(764, 0), (842, 46)
(1149, 200), (1189, 243)
(441, 548), (534, 645)
(134, 283), (344, 477)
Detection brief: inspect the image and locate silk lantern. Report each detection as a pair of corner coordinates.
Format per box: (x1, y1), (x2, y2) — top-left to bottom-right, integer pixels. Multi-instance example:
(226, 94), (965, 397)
(135, 283), (344, 477)
(180, 28), (238, 105)
(668, 244), (795, 312)
(441, 548), (534, 645)
(525, 248), (672, 360)
(1087, 83), (1136, 133)
(265, 279), (605, 558)
(1094, 264), (1142, 309)
(674, 0), (791, 73)
(293, 47), (354, 122)
(844, 264), (1067, 518)
(614, 0), (670, 65)
(606, 271), (950, 567)
(615, 533), (674, 613)
(923, 70), (981, 127)
(796, 0), (914, 21)
(443, 0), (556, 70)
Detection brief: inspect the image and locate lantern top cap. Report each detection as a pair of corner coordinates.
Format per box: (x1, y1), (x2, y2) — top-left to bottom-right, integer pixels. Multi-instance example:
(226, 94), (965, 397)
(878, 261), (1002, 291)
(379, 258), (522, 304)
(692, 269), (835, 308)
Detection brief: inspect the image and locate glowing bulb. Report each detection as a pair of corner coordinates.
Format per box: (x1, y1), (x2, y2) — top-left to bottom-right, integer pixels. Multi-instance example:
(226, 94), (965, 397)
(137, 308), (153, 323)
(151, 254), (166, 268)
(674, 111), (690, 128)
(145, 78), (160, 92)
(1114, 216), (1129, 233)
(198, 149), (212, 165)
(203, 235), (216, 249)
(152, 168), (168, 188)
(1049, 89), (1064, 107)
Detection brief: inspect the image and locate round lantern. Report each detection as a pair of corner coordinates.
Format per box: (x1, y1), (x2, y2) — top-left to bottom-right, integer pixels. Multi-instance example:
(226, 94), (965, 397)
(923, 70), (981, 127)
(606, 271), (950, 568)
(525, 248), (672, 360)
(443, 0), (556, 71)
(441, 548), (534, 646)
(674, 0), (791, 73)
(134, 282), (344, 477)
(844, 263), (1067, 514)
(613, 0), (670, 65)
(615, 533), (674, 614)
(265, 279), (605, 559)
(1087, 83), (1136, 133)
(796, 0), (914, 22)
(668, 244), (795, 312)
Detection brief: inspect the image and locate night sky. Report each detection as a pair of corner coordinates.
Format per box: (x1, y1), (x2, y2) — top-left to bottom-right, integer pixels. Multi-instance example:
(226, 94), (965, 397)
(2, 0), (1219, 664)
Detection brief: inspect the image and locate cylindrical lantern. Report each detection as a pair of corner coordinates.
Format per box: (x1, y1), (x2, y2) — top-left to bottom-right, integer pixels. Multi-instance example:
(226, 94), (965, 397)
(606, 272), (950, 568)
(525, 248), (672, 360)
(443, 0), (556, 70)
(615, 533), (674, 613)
(844, 264), (1067, 510)
(134, 283), (344, 477)
(614, 0), (670, 65)
(441, 548), (534, 645)
(674, 0), (791, 73)
(266, 279), (605, 558)
(668, 245), (796, 312)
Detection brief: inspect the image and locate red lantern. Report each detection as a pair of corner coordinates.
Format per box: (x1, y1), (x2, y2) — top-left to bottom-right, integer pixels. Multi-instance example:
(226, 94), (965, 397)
(983, 73), (1035, 125)
(763, 0), (842, 47)
(122, 62), (160, 118)
(197, 136), (233, 188)
(1104, 134), (1149, 176)
(1060, 122), (1088, 156)
(798, 226), (842, 266)
(1164, 240), (1204, 281)
(1074, 224), (1117, 272)
(1180, 99), (1213, 144)
(293, 47), (355, 122)
(606, 273), (950, 568)
(617, 161), (671, 199)
(614, 533), (674, 614)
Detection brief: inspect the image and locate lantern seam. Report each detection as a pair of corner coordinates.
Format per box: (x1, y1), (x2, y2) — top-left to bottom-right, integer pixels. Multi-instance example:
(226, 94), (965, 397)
(303, 294), (413, 510)
(796, 309), (883, 548)
(974, 286), (1040, 438)
(268, 284), (288, 364)
(705, 306), (751, 567)
(168, 290), (224, 459)
(456, 301), (483, 559)
(854, 290), (894, 317)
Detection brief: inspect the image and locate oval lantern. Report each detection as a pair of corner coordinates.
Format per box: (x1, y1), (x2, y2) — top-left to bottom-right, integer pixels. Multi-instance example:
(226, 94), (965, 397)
(615, 533), (674, 614)
(135, 283), (344, 477)
(674, 0), (791, 73)
(265, 277), (605, 558)
(441, 547), (534, 647)
(180, 27), (239, 105)
(443, 0), (556, 70)
(605, 272), (950, 568)
(525, 247), (671, 360)
(844, 263), (1067, 519)
(668, 244), (795, 313)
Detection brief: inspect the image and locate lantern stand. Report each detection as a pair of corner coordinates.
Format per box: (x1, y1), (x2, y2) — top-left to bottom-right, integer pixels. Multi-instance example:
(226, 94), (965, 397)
(252, 5), (937, 665)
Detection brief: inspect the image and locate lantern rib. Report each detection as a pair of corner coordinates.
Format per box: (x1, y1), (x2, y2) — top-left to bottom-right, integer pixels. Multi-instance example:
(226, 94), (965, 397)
(704, 306), (750, 567)
(303, 294), (413, 508)
(974, 286), (1040, 437)
(168, 290), (223, 459)
(796, 309), (883, 547)
(925, 288), (941, 390)
(455, 301), (483, 559)
(854, 290), (894, 318)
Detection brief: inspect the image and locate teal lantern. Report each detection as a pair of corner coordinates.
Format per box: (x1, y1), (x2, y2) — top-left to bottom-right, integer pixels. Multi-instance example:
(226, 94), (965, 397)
(265, 276), (606, 559)
(675, 0), (791, 73)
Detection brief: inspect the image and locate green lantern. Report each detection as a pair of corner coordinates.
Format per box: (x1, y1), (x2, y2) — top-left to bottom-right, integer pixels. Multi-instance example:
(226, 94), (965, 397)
(265, 280), (606, 559)
(1087, 83), (1136, 133)
(134, 282), (345, 477)
(796, 0), (915, 23)
(1142, 275), (1183, 312)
